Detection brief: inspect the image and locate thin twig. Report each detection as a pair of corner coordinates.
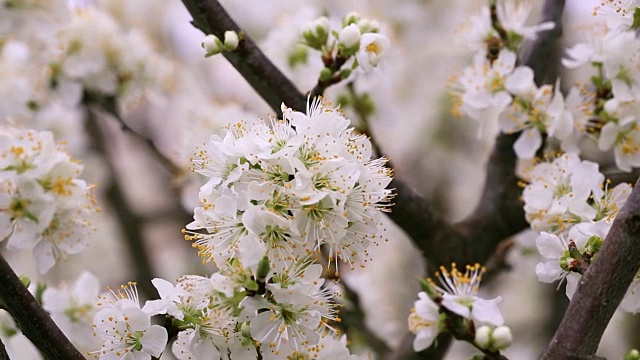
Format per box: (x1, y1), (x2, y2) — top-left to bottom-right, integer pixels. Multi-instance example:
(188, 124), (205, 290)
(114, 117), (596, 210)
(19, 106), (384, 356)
(0, 252), (84, 359)
(83, 91), (184, 177)
(180, 0), (307, 115)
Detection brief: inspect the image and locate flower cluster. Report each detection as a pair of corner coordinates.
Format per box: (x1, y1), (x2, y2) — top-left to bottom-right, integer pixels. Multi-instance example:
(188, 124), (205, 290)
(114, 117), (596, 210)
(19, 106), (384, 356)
(522, 153), (630, 235)
(149, 259), (348, 359)
(0, 129), (97, 274)
(408, 263), (509, 354)
(301, 12), (389, 77)
(185, 97), (393, 272)
(148, 97), (392, 359)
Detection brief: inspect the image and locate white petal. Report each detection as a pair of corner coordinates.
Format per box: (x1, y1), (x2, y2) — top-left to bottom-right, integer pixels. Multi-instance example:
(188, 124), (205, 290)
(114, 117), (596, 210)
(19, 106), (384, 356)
(536, 232), (565, 258)
(140, 325), (168, 357)
(535, 260), (564, 283)
(565, 273), (581, 299)
(514, 128), (542, 159)
(471, 297), (504, 326)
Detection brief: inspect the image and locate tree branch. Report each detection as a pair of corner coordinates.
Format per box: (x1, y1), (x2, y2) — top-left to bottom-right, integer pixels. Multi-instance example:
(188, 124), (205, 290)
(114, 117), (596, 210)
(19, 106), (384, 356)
(0, 252), (84, 360)
(83, 92), (184, 177)
(540, 175), (640, 359)
(84, 106), (158, 300)
(180, 0), (307, 115)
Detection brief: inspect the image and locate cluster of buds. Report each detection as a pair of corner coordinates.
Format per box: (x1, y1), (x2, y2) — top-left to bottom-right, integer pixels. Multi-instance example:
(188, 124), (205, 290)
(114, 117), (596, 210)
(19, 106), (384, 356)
(301, 11), (389, 83)
(202, 30), (240, 57)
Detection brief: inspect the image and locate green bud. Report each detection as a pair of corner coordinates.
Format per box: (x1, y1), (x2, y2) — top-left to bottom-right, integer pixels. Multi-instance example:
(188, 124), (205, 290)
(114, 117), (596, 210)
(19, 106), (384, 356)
(625, 349), (640, 360)
(585, 235), (603, 254)
(244, 279), (259, 291)
(339, 68), (352, 79)
(559, 258), (569, 271)
(320, 67), (333, 82)
(240, 321), (252, 338)
(19, 275), (31, 288)
(288, 46), (308, 68)
(569, 247), (582, 260)
(257, 255), (271, 281)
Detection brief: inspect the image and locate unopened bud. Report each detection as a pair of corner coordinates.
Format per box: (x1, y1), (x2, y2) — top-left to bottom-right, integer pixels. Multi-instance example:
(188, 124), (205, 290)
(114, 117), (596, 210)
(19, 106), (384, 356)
(343, 11), (360, 27)
(492, 325), (513, 350)
(257, 255), (271, 282)
(223, 30), (239, 51)
(626, 349), (640, 360)
(604, 98), (619, 115)
(202, 34), (223, 56)
(320, 67), (333, 82)
(240, 321), (251, 338)
(302, 17), (330, 50)
(338, 24), (361, 56)
(19, 275), (31, 288)
(474, 325), (492, 350)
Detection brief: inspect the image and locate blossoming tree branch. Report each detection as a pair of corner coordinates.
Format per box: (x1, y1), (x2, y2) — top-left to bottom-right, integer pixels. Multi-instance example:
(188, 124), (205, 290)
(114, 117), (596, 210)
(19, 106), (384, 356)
(1, 0), (640, 359)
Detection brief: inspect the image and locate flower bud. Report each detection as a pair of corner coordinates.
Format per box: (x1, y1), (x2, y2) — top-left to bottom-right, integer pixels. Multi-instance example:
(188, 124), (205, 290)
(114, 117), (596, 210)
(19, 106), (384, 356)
(474, 325), (492, 350)
(604, 98), (619, 115)
(256, 255), (271, 282)
(320, 67), (333, 82)
(343, 11), (360, 27)
(625, 349), (640, 360)
(19, 275), (31, 288)
(202, 34), (222, 56)
(357, 18), (379, 33)
(492, 325), (513, 350)
(223, 30), (239, 51)
(338, 24), (361, 56)
(302, 17), (330, 50)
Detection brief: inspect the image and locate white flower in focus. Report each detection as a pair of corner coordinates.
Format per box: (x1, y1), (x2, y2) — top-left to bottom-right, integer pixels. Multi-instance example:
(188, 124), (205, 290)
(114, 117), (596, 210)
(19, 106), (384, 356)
(186, 98), (392, 271)
(522, 153), (603, 234)
(500, 78), (572, 159)
(432, 263), (504, 326)
(535, 221), (610, 299)
(142, 278), (188, 320)
(92, 282), (168, 360)
(408, 292), (442, 352)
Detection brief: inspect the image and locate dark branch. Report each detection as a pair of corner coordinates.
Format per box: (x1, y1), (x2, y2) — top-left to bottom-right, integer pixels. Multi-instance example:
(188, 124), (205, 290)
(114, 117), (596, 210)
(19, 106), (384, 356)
(540, 176), (640, 359)
(180, 0), (307, 114)
(83, 92), (184, 177)
(0, 252), (84, 360)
